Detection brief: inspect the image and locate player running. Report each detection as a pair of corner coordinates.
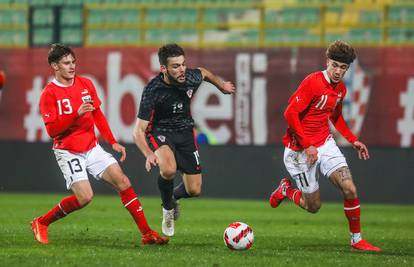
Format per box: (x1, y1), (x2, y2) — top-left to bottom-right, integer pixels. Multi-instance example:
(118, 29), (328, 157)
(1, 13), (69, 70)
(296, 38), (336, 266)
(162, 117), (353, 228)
(31, 43), (168, 245)
(269, 40), (381, 251)
(133, 43), (235, 236)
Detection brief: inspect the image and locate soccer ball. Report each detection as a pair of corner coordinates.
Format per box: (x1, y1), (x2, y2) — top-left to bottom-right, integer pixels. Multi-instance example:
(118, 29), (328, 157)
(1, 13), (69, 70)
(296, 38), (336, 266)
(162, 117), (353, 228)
(223, 222), (254, 250)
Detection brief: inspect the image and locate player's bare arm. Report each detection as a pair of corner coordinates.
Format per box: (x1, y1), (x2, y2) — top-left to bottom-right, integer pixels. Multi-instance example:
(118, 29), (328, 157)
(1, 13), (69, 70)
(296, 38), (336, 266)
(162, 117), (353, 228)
(133, 118), (159, 172)
(198, 67), (235, 94)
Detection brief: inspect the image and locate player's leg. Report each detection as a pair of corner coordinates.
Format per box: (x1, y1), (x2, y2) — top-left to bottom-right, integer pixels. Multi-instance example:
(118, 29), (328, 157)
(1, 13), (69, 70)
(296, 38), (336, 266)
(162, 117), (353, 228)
(100, 162), (168, 245)
(153, 145), (177, 237)
(31, 149), (87, 244)
(322, 138), (381, 251)
(271, 147), (320, 212)
(180, 173), (202, 197)
(329, 167), (381, 251)
(173, 130), (202, 220)
(101, 163), (150, 234)
(155, 145), (177, 210)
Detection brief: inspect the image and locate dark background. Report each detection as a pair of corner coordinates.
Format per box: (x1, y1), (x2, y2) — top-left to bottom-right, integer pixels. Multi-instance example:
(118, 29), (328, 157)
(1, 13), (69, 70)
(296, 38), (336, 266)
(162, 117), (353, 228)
(2, 141), (413, 204)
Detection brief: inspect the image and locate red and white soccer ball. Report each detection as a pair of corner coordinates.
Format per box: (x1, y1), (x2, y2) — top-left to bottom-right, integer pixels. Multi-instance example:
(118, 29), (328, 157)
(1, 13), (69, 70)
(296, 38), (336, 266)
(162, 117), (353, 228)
(223, 222), (254, 250)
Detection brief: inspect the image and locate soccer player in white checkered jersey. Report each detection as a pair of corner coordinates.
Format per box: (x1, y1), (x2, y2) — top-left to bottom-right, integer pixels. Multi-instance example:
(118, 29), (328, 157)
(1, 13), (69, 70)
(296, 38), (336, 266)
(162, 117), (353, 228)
(134, 44), (235, 236)
(269, 40), (381, 251)
(30, 43), (168, 245)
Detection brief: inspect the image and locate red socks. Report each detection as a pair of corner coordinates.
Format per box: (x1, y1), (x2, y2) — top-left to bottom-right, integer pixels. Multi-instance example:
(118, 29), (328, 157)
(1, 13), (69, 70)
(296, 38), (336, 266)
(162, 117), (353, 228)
(37, 188), (151, 236)
(344, 198), (361, 233)
(39, 195), (81, 226)
(285, 187), (302, 206)
(119, 187), (150, 235)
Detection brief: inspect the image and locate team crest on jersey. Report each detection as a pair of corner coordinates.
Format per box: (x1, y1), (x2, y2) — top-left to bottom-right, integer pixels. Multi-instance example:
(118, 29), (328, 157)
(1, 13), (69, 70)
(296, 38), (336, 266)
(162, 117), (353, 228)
(157, 135), (166, 143)
(338, 59), (371, 145)
(186, 89), (193, 98)
(81, 95), (92, 103)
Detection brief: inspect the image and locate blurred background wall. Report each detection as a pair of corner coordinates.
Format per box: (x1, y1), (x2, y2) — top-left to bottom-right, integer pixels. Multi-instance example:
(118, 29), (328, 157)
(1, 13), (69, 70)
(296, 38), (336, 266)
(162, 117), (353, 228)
(0, 0), (413, 203)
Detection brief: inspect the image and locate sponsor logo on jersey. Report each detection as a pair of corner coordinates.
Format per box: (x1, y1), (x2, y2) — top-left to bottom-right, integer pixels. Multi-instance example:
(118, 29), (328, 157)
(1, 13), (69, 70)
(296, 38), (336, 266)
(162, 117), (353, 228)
(187, 89), (193, 98)
(157, 135), (166, 143)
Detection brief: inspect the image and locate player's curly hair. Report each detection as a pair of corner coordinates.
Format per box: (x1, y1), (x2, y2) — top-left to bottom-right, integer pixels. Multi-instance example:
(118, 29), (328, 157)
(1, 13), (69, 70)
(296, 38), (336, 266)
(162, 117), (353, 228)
(158, 43), (185, 66)
(326, 40), (356, 65)
(48, 43), (76, 64)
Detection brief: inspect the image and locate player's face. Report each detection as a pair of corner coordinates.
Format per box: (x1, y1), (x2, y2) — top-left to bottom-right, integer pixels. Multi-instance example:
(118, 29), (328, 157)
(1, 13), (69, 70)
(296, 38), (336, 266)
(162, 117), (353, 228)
(326, 59), (349, 83)
(162, 55), (186, 85)
(52, 54), (76, 82)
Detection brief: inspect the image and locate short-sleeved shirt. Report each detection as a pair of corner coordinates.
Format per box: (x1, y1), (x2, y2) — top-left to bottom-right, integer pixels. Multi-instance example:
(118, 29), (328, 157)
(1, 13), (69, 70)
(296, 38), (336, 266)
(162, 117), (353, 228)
(138, 68), (203, 132)
(283, 71), (347, 151)
(39, 76), (101, 152)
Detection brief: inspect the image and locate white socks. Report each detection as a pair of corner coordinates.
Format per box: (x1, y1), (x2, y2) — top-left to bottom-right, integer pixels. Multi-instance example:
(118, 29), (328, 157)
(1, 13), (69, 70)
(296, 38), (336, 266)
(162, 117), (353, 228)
(351, 232), (362, 244)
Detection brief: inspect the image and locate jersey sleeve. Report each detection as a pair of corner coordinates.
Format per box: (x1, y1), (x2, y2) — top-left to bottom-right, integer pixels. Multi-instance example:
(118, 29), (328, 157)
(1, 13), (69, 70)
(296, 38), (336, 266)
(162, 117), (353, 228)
(289, 77), (315, 113)
(283, 77), (315, 148)
(93, 108), (117, 145)
(186, 68), (203, 88)
(137, 86), (155, 121)
(40, 87), (78, 138)
(39, 89), (57, 124)
(330, 89), (358, 144)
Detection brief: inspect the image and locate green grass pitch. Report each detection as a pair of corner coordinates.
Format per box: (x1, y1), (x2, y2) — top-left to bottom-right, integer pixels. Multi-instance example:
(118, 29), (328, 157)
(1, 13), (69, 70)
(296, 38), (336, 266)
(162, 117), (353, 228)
(0, 193), (413, 267)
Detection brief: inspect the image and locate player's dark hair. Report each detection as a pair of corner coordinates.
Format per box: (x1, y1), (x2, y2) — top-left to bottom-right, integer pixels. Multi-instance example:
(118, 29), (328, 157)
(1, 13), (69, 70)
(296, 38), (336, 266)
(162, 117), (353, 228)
(326, 40), (356, 65)
(48, 43), (76, 64)
(158, 43), (185, 66)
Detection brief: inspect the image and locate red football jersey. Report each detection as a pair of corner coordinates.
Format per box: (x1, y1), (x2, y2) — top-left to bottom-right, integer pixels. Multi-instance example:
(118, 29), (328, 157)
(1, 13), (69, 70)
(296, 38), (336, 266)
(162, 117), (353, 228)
(283, 71), (356, 151)
(40, 76), (101, 152)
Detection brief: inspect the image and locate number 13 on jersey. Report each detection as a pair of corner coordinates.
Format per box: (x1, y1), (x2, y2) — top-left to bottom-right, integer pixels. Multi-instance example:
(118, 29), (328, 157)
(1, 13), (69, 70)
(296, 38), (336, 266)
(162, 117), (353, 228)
(57, 99), (73, 115)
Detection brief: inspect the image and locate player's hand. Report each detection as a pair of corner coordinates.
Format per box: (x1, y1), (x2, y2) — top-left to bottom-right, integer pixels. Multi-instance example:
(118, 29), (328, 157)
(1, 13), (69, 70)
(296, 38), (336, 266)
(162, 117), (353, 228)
(305, 145), (318, 165)
(112, 143), (126, 162)
(353, 141), (370, 160)
(145, 153), (159, 172)
(77, 102), (95, 116)
(221, 81), (236, 94)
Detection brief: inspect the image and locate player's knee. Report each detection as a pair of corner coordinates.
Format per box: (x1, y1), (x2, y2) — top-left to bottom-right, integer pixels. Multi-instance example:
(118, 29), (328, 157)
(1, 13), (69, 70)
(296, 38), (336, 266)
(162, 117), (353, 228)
(116, 175), (131, 191)
(77, 192), (94, 207)
(187, 187), (201, 197)
(161, 168), (176, 179)
(342, 183), (358, 199)
(306, 202), (321, 214)
(343, 186), (358, 199)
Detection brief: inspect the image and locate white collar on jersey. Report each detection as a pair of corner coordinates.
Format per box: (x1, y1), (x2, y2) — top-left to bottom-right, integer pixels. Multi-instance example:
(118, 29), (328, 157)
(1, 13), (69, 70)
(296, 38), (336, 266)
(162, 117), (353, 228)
(52, 78), (74, 87)
(322, 70), (331, 84)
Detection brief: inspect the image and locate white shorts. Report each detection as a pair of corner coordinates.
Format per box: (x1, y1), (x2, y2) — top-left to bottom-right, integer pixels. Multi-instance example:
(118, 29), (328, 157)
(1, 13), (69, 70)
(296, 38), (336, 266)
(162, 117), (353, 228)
(283, 136), (348, 194)
(54, 144), (117, 190)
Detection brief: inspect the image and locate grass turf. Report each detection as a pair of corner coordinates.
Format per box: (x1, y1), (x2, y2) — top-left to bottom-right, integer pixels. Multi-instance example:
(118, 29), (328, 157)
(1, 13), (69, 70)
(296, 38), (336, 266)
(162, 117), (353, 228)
(0, 193), (413, 267)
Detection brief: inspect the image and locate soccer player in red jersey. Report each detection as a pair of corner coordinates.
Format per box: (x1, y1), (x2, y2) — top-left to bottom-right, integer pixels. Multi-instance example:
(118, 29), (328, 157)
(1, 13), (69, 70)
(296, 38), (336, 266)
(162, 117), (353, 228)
(269, 41), (381, 251)
(30, 43), (168, 245)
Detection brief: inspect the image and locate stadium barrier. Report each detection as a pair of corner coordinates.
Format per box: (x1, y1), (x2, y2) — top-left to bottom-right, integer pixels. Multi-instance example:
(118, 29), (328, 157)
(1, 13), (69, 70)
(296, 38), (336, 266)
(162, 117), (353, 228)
(0, 142), (413, 204)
